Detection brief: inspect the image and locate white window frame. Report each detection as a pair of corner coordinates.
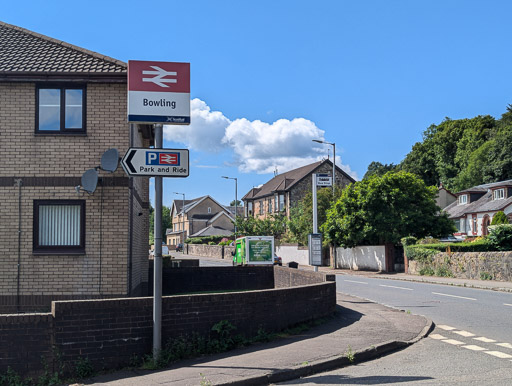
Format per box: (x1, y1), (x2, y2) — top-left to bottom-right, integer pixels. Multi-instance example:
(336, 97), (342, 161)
(493, 188), (505, 200)
(458, 194), (468, 205)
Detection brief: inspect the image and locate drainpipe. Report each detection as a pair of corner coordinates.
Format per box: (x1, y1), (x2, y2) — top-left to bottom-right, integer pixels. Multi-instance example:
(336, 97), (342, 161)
(14, 179), (22, 312)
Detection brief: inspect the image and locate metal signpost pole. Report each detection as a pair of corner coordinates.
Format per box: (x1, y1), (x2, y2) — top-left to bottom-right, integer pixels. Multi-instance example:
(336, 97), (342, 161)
(311, 174), (318, 272)
(153, 123), (163, 360)
(332, 142), (336, 196)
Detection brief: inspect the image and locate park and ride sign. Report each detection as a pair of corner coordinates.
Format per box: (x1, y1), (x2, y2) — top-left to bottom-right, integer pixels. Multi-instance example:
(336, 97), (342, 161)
(128, 60), (190, 124)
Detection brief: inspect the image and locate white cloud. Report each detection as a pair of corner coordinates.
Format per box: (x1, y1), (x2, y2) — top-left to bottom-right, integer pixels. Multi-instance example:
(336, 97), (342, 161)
(163, 98), (230, 152)
(222, 117), (327, 174)
(164, 98), (355, 176)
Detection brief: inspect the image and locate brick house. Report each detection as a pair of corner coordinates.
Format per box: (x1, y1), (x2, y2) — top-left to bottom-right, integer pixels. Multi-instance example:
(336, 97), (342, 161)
(443, 179), (512, 238)
(166, 195), (235, 245)
(0, 21), (151, 312)
(242, 159), (355, 219)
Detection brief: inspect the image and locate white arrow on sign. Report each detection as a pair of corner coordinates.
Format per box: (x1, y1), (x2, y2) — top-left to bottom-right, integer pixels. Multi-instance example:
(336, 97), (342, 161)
(121, 148), (189, 177)
(142, 66), (178, 88)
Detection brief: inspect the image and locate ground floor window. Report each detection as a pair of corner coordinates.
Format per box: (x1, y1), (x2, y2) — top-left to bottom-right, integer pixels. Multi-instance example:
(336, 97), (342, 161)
(33, 200), (85, 254)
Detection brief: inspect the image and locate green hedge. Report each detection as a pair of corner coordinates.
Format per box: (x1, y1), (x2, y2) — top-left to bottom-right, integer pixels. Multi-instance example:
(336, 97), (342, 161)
(185, 235), (233, 245)
(405, 240), (494, 261)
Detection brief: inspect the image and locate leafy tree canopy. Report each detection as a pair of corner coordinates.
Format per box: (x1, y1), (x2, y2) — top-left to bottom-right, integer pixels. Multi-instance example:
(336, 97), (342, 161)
(367, 105), (512, 193)
(230, 200), (242, 207)
(149, 204), (172, 246)
(363, 162), (397, 180)
(491, 211), (510, 225)
(322, 171), (455, 248)
(287, 187), (342, 245)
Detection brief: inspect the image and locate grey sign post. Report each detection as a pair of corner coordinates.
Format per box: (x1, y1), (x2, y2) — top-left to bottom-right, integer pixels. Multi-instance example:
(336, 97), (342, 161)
(127, 60), (190, 361)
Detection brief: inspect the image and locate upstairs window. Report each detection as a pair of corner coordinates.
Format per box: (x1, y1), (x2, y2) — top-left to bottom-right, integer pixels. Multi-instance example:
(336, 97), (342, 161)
(279, 194), (285, 211)
(36, 85), (86, 133)
(33, 200), (85, 254)
(493, 188), (505, 200)
(247, 202), (253, 216)
(458, 195), (468, 205)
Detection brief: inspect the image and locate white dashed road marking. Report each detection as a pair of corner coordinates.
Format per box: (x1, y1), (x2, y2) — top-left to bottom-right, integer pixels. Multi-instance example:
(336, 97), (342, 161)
(504, 303), (512, 307)
(496, 343), (512, 349)
(379, 284), (413, 291)
(429, 334), (447, 340)
(438, 325), (456, 331)
(474, 337), (496, 343)
(453, 330), (475, 337)
(484, 351), (512, 359)
(432, 292), (476, 301)
(443, 339), (465, 345)
(344, 280), (368, 285)
(462, 345), (486, 351)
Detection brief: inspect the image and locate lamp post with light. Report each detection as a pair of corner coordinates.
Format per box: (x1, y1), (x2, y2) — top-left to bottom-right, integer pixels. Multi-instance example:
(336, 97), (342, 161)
(173, 192), (185, 248)
(312, 139), (336, 195)
(221, 176), (238, 238)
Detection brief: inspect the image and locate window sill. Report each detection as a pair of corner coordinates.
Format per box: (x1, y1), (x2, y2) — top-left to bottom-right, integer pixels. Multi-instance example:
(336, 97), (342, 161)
(34, 132), (87, 137)
(32, 250), (86, 256)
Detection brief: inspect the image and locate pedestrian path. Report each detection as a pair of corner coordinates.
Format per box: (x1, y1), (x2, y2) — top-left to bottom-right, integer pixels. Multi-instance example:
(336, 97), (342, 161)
(88, 293), (432, 386)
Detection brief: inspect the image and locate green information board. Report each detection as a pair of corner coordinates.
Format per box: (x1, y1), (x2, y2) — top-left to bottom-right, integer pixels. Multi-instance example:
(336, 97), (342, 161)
(248, 240), (272, 262)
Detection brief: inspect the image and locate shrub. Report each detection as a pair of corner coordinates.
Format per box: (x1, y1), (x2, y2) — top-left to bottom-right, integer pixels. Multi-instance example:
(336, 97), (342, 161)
(435, 265), (453, 277)
(401, 236), (417, 246)
(417, 237), (440, 245)
(491, 211), (510, 225)
(185, 236), (233, 245)
(419, 266), (434, 276)
(487, 224), (512, 251)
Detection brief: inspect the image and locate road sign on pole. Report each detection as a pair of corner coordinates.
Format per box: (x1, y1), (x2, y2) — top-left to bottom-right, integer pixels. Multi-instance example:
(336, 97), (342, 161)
(121, 148), (189, 177)
(128, 60), (190, 124)
(316, 173), (332, 187)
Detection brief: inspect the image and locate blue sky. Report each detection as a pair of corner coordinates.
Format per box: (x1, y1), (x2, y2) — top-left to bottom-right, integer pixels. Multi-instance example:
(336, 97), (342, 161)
(4, 1), (512, 207)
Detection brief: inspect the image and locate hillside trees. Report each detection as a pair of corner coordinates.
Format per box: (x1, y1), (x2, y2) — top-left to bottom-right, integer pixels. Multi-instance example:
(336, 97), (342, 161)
(368, 105), (512, 192)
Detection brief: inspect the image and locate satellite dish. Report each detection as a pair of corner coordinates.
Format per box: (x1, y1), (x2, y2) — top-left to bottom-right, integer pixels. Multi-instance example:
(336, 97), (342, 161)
(100, 148), (119, 173)
(81, 169), (98, 194)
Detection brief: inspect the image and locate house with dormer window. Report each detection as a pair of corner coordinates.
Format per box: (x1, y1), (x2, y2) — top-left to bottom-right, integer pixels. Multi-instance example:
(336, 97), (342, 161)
(443, 180), (512, 237)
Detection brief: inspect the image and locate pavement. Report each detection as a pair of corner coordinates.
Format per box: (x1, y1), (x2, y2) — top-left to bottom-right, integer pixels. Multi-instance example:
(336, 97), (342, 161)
(88, 293), (433, 386)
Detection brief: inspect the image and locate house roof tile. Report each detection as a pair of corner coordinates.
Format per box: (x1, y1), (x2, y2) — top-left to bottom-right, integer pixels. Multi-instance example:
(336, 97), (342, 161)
(0, 21), (126, 75)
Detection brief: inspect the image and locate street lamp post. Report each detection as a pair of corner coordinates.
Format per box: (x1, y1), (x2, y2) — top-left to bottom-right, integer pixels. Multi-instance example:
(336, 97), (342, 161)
(313, 139), (336, 196)
(173, 192), (185, 248)
(221, 176), (238, 239)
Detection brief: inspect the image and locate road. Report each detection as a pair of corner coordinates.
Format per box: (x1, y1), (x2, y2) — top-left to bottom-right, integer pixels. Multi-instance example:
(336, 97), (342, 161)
(280, 274), (512, 385)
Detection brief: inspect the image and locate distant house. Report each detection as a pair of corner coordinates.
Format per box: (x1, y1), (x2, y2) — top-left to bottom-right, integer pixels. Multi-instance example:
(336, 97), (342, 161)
(443, 180), (512, 237)
(242, 159), (355, 219)
(166, 195), (235, 245)
(436, 183), (457, 209)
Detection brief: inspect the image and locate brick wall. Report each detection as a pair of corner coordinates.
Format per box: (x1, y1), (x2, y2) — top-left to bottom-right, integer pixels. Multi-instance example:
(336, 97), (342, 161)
(151, 266), (275, 295)
(274, 265), (335, 287)
(0, 267), (335, 377)
(0, 82), (150, 311)
(0, 313), (53, 377)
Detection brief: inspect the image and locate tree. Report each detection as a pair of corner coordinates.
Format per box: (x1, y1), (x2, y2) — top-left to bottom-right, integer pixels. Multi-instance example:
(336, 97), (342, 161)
(363, 162), (396, 180)
(398, 107), (512, 192)
(491, 211), (510, 225)
(230, 200), (242, 207)
(288, 187), (343, 245)
(149, 204), (172, 245)
(322, 171), (455, 248)
(234, 214), (287, 238)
